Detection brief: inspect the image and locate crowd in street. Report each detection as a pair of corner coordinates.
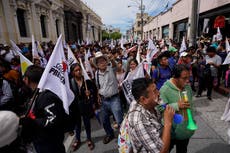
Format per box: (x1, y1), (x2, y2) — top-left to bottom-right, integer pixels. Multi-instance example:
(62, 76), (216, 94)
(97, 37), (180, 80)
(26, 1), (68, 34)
(0, 35), (230, 153)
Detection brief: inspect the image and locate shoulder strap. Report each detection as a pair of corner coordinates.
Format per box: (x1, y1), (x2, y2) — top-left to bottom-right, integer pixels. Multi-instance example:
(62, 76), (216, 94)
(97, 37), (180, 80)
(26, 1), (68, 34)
(154, 67), (160, 83)
(70, 78), (78, 94)
(96, 70), (100, 89)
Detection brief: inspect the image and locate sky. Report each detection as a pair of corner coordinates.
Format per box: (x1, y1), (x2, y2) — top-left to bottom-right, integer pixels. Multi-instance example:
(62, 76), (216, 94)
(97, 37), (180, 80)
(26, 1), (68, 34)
(82, 0), (177, 34)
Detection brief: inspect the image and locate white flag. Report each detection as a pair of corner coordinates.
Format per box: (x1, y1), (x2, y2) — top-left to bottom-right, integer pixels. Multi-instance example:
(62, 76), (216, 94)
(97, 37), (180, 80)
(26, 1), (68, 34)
(120, 37), (125, 50)
(85, 49), (94, 79)
(122, 62), (145, 103)
(223, 52), (230, 65)
(146, 38), (158, 63)
(67, 45), (78, 68)
(179, 37), (187, 53)
(202, 18), (209, 33)
(226, 38), (230, 53)
(216, 27), (222, 41)
(79, 58), (90, 81)
(136, 44), (141, 64)
(37, 35), (74, 114)
(32, 35), (39, 59)
(36, 41), (47, 68)
(10, 40), (22, 54)
(10, 40), (33, 75)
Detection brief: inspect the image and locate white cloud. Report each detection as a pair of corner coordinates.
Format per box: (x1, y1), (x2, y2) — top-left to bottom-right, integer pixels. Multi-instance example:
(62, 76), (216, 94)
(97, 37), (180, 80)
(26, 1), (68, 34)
(82, 0), (176, 34)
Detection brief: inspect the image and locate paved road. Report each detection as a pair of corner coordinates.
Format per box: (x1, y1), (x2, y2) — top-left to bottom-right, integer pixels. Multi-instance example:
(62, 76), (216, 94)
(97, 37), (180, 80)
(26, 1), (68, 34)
(66, 91), (230, 153)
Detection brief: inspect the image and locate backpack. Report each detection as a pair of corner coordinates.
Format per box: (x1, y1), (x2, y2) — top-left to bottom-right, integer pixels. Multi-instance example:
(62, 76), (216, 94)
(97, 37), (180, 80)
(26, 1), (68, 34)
(118, 110), (142, 153)
(154, 66), (172, 83)
(118, 115), (133, 153)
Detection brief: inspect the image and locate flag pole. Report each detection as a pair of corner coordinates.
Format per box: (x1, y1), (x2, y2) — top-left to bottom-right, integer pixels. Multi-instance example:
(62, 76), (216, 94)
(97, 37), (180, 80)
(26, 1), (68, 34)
(78, 58), (90, 100)
(25, 88), (40, 117)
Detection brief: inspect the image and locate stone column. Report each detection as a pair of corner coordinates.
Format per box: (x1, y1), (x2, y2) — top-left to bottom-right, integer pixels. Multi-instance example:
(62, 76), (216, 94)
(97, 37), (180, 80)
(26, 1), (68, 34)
(2, 0), (17, 42)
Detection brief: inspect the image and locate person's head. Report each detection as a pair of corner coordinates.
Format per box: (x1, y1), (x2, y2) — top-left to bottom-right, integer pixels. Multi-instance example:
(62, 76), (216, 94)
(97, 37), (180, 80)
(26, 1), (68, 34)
(132, 78), (159, 110)
(0, 59), (11, 74)
(157, 52), (169, 67)
(218, 43), (225, 51)
(93, 52), (109, 71)
(33, 58), (41, 67)
(129, 59), (138, 71)
(172, 64), (190, 90)
(116, 59), (123, 70)
(11, 57), (20, 66)
(23, 65), (44, 90)
(206, 46), (216, 58)
(70, 63), (82, 79)
(180, 52), (192, 64)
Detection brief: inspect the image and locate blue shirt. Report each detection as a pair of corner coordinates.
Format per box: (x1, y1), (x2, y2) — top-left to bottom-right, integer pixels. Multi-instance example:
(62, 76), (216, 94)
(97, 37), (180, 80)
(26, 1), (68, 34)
(152, 66), (172, 90)
(168, 57), (176, 69)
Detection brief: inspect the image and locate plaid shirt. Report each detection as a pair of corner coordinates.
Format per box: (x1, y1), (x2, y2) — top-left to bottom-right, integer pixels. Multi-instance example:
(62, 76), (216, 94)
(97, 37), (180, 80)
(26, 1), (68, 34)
(128, 101), (163, 153)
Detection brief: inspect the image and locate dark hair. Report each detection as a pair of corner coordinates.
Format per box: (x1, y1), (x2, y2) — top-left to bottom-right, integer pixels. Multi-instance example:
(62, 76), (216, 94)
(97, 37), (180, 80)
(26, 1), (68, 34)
(132, 78), (153, 101)
(157, 51), (169, 62)
(206, 46), (216, 53)
(24, 65), (44, 83)
(129, 59), (138, 66)
(172, 64), (189, 78)
(70, 63), (81, 73)
(0, 59), (11, 72)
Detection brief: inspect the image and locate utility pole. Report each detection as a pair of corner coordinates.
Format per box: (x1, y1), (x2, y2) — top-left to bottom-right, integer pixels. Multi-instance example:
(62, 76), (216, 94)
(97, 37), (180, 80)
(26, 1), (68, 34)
(140, 0), (144, 40)
(189, 0), (199, 46)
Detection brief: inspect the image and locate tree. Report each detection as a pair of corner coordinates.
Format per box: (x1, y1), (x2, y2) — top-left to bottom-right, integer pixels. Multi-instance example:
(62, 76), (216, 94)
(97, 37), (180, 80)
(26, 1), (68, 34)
(102, 30), (122, 40)
(110, 32), (122, 40)
(102, 30), (109, 40)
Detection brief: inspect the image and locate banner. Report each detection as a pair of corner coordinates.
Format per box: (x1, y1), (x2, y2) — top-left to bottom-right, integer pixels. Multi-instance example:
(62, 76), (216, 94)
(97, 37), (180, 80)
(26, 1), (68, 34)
(122, 63), (145, 103)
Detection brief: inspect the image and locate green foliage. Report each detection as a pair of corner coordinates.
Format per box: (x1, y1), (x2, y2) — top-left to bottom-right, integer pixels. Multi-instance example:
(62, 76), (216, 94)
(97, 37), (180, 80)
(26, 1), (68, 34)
(102, 30), (122, 40)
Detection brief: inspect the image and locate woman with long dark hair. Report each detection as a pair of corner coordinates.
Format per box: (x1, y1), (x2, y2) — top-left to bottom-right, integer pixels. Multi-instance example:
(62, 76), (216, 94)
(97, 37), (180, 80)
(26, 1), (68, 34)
(70, 63), (96, 151)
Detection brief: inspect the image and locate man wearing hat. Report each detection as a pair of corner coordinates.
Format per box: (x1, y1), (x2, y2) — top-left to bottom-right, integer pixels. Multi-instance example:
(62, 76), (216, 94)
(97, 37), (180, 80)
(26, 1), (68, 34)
(93, 52), (123, 144)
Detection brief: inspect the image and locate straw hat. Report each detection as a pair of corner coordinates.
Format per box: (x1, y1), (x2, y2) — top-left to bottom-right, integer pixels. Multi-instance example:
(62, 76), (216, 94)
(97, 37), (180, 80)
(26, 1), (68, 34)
(92, 52), (109, 67)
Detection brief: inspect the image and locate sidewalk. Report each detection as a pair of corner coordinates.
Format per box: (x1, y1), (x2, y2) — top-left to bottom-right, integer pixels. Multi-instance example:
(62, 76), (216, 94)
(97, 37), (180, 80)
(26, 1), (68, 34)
(180, 91), (230, 153)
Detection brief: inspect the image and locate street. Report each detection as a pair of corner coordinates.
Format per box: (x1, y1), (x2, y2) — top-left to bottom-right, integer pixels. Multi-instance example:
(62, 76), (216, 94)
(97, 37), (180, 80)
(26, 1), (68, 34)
(65, 91), (230, 153)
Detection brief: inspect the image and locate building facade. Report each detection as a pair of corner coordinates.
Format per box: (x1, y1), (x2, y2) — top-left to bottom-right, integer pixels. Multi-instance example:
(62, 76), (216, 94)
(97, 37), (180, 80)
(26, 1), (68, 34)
(143, 0), (230, 42)
(133, 13), (149, 40)
(0, 0), (103, 44)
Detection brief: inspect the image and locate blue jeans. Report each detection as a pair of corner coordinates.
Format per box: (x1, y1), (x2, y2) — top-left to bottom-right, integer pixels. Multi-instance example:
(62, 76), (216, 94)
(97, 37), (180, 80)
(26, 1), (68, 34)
(101, 94), (123, 136)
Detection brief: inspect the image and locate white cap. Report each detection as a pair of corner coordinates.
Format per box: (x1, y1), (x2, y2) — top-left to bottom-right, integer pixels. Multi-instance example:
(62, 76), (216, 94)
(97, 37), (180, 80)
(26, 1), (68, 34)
(0, 111), (19, 148)
(180, 52), (188, 57)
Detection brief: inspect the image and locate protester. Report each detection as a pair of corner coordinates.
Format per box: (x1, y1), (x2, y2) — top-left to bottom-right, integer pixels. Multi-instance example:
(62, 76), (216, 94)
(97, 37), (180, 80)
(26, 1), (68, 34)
(160, 64), (195, 153)
(20, 65), (66, 153)
(0, 73), (13, 111)
(128, 78), (175, 152)
(70, 63), (95, 151)
(204, 46), (222, 100)
(93, 51), (123, 144)
(152, 52), (172, 90)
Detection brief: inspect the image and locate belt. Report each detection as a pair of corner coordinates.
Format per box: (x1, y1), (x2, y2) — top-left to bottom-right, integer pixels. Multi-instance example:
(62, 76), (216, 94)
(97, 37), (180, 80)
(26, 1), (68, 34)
(100, 93), (119, 101)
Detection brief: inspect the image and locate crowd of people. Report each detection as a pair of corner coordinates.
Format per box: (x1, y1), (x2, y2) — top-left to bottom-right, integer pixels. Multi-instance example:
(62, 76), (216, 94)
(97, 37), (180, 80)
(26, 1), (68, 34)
(0, 36), (229, 153)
